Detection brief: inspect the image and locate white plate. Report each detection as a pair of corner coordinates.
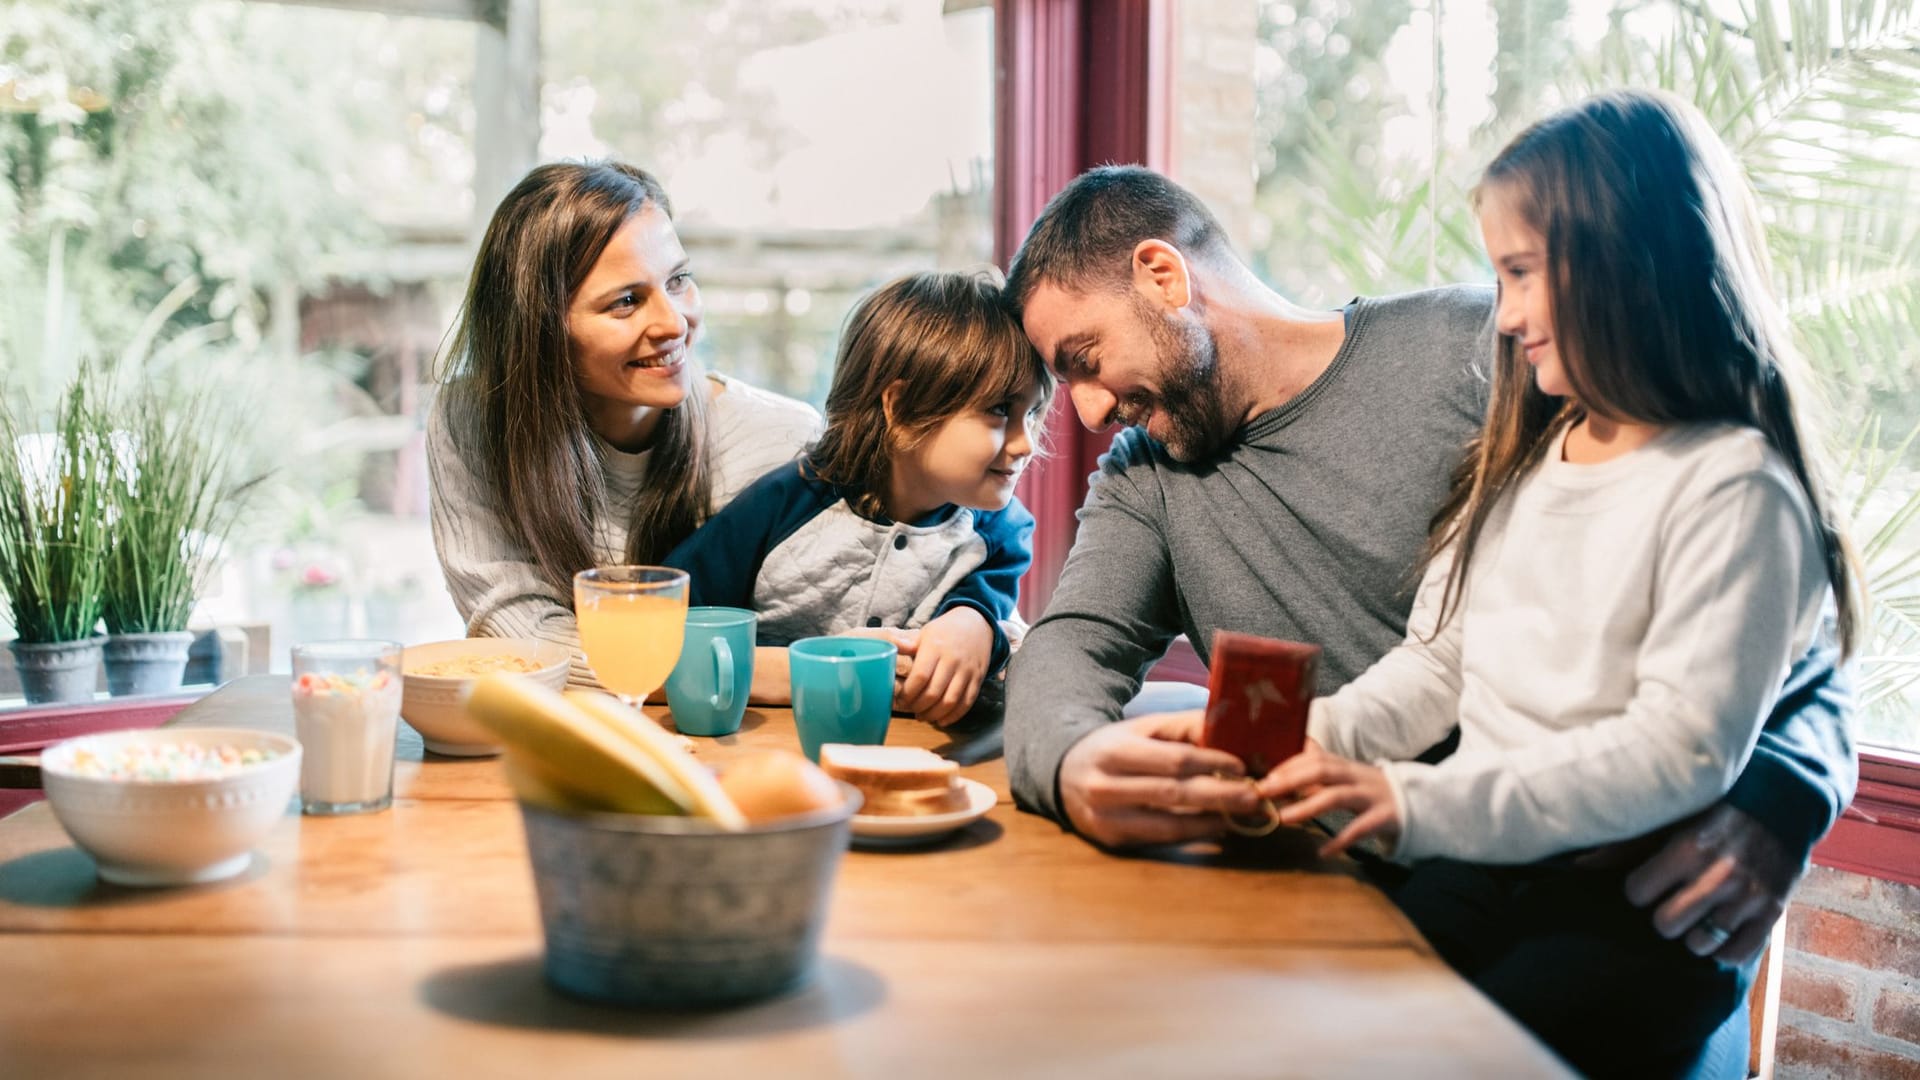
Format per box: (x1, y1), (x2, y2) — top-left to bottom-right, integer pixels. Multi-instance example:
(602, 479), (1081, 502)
(849, 777), (997, 844)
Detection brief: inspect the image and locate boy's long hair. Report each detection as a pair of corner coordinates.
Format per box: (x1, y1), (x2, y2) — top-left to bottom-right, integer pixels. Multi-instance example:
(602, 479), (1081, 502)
(1426, 88), (1862, 654)
(439, 161), (714, 594)
(809, 271), (1053, 519)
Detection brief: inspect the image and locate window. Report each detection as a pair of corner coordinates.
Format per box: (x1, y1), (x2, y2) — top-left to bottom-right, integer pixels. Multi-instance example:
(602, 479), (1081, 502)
(540, 0), (997, 404)
(0, 0), (995, 691)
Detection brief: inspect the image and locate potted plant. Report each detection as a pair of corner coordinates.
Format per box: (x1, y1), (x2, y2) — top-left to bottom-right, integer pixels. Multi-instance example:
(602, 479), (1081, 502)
(100, 382), (249, 696)
(0, 380), (114, 704)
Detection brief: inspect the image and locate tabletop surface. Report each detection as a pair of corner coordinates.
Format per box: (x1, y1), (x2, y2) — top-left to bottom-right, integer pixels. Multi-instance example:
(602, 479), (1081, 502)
(0, 675), (1569, 1078)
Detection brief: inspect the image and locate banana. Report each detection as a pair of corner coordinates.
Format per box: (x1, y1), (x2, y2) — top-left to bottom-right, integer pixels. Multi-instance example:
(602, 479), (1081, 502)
(501, 752), (678, 816)
(566, 691), (747, 829)
(463, 674), (743, 828)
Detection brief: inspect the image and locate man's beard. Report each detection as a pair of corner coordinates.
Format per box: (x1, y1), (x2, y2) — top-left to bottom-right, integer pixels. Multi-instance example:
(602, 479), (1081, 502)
(1130, 304), (1229, 463)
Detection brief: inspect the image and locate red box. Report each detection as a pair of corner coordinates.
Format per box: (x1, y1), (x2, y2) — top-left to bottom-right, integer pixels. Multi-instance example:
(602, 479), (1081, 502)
(1200, 631), (1320, 775)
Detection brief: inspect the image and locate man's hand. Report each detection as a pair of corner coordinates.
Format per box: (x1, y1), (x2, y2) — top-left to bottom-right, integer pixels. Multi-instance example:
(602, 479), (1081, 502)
(1619, 803), (1803, 963)
(897, 607), (993, 728)
(1256, 740), (1402, 858)
(1059, 711), (1261, 847)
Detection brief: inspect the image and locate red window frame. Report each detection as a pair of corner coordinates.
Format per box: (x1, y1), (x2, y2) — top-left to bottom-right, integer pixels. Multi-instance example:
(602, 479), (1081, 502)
(996, 0), (1172, 621)
(0, 693), (205, 819)
(1816, 746), (1920, 888)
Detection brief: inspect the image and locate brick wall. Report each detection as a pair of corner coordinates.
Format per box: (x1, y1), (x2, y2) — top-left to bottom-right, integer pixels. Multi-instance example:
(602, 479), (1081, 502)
(1776, 866), (1920, 1079)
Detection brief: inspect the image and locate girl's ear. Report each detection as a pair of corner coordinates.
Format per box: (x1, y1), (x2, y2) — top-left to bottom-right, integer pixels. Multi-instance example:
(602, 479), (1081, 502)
(1131, 239), (1193, 309)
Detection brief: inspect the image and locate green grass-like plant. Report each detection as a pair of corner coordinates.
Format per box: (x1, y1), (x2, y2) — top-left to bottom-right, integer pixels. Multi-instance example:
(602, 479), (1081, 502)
(0, 379), (114, 644)
(101, 382), (249, 635)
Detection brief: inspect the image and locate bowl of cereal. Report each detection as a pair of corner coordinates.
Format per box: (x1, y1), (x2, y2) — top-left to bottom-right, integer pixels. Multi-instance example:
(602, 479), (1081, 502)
(400, 638), (571, 756)
(39, 727), (301, 887)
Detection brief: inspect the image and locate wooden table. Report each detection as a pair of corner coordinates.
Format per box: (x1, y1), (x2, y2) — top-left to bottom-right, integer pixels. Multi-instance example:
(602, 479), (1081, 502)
(0, 676), (1569, 1078)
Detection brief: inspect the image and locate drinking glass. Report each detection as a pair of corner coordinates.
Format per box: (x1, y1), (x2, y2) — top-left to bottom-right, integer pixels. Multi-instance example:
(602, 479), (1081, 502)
(290, 640), (403, 815)
(573, 566), (690, 717)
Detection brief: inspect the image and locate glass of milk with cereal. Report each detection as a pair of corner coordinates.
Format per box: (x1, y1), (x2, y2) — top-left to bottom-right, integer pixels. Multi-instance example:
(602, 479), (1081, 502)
(291, 641), (404, 815)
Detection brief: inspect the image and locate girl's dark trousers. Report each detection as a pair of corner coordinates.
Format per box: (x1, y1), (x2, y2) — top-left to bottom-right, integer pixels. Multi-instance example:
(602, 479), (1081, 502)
(1367, 856), (1757, 1079)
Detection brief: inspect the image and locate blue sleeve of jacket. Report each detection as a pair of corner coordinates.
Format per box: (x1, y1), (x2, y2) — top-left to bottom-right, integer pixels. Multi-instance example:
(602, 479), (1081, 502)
(935, 497), (1036, 676)
(665, 462), (836, 609)
(1723, 610), (1857, 862)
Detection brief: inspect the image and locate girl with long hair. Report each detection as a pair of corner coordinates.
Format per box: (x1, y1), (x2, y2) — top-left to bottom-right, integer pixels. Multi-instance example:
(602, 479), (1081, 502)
(428, 161), (821, 689)
(1258, 89), (1860, 1076)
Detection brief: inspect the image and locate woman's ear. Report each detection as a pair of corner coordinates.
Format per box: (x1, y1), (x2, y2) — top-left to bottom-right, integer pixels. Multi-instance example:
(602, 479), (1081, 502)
(1131, 239), (1193, 309)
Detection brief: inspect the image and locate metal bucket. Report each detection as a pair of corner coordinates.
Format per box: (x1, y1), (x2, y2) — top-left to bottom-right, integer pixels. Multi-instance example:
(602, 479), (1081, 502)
(519, 789), (858, 1008)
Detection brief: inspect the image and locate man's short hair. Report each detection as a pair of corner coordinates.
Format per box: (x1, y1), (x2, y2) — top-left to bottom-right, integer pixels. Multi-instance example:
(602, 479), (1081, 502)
(1004, 165), (1231, 314)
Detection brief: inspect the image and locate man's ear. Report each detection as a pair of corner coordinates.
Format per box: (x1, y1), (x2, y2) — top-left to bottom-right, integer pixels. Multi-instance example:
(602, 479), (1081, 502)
(1131, 239), (1193, 309)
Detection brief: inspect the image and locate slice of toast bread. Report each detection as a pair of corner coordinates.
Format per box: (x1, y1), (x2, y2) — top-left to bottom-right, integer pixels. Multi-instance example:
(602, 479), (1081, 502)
(819, 744), (966, 816)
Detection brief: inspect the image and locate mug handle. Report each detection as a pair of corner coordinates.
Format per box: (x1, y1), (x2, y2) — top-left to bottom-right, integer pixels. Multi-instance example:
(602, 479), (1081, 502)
(709, 636), (734, 714)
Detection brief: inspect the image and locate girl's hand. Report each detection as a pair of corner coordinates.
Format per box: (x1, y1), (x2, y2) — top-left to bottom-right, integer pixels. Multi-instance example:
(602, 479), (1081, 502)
(897, 606), (993, 728)
(747, 646), (793, 705)
(1256, 742), (1403, 859)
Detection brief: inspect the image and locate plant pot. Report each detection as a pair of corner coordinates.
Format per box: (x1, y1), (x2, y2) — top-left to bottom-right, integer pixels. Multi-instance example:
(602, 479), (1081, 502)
(9, 635), (107, 706)
(102, 631), (198, 697)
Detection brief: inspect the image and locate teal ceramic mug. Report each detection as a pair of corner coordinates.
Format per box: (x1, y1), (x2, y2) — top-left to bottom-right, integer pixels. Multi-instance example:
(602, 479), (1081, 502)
(664, 607), (757, 737)
(788, 636), (897, 762)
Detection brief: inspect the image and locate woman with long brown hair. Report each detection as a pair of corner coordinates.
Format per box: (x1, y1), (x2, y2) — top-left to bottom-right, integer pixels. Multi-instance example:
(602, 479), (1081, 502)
(428, 161), (821, 688)
(1257, 89), (1861, 1076)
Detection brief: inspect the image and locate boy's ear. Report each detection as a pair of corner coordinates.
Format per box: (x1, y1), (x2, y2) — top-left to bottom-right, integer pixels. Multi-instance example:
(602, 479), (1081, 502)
(1131, 239), (1193, 309)
(880, 380), (906, 428)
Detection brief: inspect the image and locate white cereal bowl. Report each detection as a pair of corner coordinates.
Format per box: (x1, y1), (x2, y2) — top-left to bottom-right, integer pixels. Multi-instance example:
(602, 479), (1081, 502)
(40, 727), (301, 888)
(400, 638), (571, 756)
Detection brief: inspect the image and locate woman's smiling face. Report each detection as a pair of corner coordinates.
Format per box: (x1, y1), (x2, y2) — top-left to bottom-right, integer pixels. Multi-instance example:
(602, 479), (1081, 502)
(568, 205), (703, 445)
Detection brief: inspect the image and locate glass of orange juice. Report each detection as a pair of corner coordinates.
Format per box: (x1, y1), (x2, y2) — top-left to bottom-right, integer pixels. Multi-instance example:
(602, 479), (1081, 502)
(573, 566), (690, 716)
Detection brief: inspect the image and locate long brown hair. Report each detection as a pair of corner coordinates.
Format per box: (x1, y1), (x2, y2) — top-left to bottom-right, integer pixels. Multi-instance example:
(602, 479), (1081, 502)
(1427, 89), (1862, 655)
(809, 271), (1053, 518)
(439, 161), (714, 594)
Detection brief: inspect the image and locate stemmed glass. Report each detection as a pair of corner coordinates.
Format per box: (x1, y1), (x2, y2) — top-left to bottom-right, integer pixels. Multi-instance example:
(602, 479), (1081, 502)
(572, 566), (690, 719)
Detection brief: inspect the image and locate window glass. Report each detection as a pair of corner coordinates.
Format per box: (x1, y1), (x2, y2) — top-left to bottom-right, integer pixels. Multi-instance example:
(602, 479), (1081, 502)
(0, 0), (994, 697)
(541, 0), (996, 402)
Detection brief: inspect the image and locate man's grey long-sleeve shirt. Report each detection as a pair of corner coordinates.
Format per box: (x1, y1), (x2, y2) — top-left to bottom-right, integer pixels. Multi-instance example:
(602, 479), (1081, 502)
(1007, 286), (1492, 820)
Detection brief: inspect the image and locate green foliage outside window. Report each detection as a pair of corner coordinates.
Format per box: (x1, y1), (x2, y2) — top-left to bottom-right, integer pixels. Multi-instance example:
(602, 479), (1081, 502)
(1, 1), (476, 648)
(1, 1), (381, 395)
